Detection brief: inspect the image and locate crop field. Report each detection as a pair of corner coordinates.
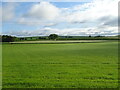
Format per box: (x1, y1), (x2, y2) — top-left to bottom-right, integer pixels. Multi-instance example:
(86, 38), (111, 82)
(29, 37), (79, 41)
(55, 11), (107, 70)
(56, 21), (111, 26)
(10, 40), (107, 44)
(2, 41), (118, 88)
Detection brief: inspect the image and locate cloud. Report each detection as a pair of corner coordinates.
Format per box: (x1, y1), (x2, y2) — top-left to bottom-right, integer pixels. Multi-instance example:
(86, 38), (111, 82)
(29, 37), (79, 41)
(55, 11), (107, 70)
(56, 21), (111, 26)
(2, 0), (119, 36)
(0, 6), (2, 22)
(2, 3), (16, 22)
(63, 0), (118, 24)
(8, 26), (118, 36)
(17, 1), (60, 26)
(102, 17), (118, 27)
(21, 0), (118, 27)
(43, 23), (58, 27)
(24, 1), (60, 21)
(17, 0), (118, 26)
(17, 17), (58, 27)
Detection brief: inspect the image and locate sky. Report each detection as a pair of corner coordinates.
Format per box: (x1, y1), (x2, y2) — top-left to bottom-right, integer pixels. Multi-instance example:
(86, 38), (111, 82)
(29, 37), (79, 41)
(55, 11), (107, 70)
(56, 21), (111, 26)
(0, 0), (119, 37)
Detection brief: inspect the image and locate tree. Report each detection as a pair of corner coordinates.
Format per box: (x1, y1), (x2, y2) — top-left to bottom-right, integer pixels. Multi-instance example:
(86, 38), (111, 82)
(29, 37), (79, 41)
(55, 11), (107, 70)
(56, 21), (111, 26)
(20, 38), (25, 41)
(48, 34), (58, 40)
(2, 35), (16, 42)
(89, 35), (91, 37)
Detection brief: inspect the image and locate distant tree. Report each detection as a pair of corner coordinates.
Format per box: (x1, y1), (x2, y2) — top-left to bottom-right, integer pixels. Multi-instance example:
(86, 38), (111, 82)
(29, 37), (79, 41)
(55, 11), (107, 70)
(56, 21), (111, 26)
(89, 35), (91, 37)
(39, 37), (46, 40)
(0, 35), (2, 42)
(2, 35), (16, 42)
(48, 34), (58, 40)
(95, 35), (104, 37)
(68, 36), (73, 38)
(38, 37), (42, 39)
(20, 38), (25, 41)
(30, 37), (32, 40)
(65, 36), (68, 38)
(24, 38), (27, 40)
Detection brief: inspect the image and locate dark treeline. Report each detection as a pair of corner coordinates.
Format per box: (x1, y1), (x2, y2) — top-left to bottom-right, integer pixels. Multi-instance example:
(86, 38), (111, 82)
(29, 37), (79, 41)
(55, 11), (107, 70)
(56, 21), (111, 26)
(19, 36), (119, 41)
(1, 35), (17, 42)
(0, 34), (119, 42)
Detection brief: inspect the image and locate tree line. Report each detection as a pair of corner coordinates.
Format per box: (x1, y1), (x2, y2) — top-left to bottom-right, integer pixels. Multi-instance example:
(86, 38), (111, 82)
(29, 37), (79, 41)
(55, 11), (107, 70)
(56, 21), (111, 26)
(0, 35), (17, 42)
(0, 34), (58, 42)
(0, 34), (119, 42)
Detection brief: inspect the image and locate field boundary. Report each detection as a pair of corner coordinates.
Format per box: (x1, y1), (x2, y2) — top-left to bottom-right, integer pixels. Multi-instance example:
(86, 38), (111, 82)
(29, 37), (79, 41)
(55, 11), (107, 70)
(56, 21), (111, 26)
(9, 40), (111, 44)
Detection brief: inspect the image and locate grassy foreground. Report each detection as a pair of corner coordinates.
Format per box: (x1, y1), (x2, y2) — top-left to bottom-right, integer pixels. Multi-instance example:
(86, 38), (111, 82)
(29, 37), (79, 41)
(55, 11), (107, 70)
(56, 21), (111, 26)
(2, 41), (118, 88)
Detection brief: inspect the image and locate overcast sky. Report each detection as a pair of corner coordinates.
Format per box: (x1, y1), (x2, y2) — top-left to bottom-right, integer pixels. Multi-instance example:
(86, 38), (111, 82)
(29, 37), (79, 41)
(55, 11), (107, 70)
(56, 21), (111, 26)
(1, 0), (119, 37)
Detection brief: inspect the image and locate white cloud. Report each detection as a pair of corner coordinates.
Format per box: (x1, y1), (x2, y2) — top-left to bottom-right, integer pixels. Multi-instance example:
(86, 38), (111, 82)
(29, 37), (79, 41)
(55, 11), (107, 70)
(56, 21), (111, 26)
(17, 1), (60, 26)
(8, 26), (118, 36)
(2, 0), (119, 36)
(25, 1), (60, 21)
(63, 0), (118, 24)
(17, 17), (58, 27)
(18, 0), (118, 27)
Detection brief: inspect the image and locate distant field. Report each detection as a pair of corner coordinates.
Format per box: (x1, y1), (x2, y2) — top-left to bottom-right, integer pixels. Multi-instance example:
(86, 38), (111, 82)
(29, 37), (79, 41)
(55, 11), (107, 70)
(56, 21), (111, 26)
(2, 41), (118, 88)
(10, 40), (107, 44)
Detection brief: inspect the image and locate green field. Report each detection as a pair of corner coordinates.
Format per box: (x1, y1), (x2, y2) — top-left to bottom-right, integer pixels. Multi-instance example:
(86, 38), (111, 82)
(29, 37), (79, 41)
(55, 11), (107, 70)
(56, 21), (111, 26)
(2, 41), (118, 88)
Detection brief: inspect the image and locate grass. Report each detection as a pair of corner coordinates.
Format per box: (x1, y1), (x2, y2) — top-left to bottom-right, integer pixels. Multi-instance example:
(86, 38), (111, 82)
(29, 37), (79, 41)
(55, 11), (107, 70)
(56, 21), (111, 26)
(2, 41), (118, 88)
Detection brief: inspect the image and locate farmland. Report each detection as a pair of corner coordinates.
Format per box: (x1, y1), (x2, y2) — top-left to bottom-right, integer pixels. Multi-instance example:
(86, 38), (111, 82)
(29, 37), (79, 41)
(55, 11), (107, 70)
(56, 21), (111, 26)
(2, 41), (118, 88)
